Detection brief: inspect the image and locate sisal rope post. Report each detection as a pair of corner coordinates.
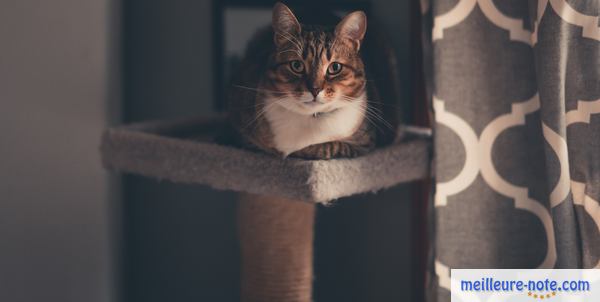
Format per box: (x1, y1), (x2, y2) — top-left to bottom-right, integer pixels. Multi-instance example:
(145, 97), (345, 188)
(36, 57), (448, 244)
(237, 193), (315, 302)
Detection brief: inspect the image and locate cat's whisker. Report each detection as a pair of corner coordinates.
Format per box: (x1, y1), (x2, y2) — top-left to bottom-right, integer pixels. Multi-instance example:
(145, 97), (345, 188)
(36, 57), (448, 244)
(366, 100), (404, 110)
(278, 49), (302, 57)
(282, 31), (303, 50)
(229, 101), (276, 111)
(275, 31), (303, 52)
(337, 94), (366, 102)
(277, 33), (304, 58)
(232, 84), (277, 93)
(349, 102), (394, 131)
(231, 84), (297, 96)
(230, 98), (292, 111)
(243, 97), (288, 129)
(276, 31), (301, 47)
(338, 94), (404, 110)
(358, 111), (385, 134)
(353, 101), (389, 122)
(284, 47), (302, 58)
(244, 105), (272, 129)
(335, 96), (394, 130)
(364, 108), (394, 130)
(228, 104), (260, 111)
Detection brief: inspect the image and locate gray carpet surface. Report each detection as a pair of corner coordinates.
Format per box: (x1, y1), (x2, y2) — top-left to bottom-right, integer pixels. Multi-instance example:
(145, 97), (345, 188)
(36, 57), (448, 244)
(101, 117), (431, 203)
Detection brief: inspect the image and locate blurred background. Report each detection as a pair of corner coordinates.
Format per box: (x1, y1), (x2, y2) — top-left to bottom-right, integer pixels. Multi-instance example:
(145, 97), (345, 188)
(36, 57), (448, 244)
(0, 0), (419, 301)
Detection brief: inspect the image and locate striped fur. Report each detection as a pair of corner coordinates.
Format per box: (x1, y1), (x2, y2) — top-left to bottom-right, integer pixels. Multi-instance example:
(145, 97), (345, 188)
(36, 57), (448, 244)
(228, 3), (384, 159)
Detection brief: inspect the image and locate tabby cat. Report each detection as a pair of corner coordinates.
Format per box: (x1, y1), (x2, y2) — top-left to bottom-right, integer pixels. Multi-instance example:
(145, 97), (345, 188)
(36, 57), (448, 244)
(228, 2), (394, 159)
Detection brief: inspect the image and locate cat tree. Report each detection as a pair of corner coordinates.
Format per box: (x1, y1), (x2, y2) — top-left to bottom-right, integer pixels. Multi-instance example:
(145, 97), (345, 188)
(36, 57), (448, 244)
(101, 116), (431, 301)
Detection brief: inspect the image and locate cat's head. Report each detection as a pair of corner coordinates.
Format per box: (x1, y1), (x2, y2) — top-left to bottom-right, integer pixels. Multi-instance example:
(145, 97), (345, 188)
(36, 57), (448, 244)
(262, 2), (367, 116)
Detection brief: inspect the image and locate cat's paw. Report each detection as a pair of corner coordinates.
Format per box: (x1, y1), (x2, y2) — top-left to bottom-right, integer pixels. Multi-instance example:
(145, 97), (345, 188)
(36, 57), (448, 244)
(290, 141), (367, 160)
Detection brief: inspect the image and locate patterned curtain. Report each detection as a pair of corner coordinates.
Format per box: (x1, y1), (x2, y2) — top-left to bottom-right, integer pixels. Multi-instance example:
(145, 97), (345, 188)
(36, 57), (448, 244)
(422, 0), (600, 300)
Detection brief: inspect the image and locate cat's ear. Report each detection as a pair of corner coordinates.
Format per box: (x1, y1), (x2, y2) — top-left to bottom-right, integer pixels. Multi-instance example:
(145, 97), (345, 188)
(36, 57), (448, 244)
(272, 2), (301, 47)
(335, 11), (367, 51)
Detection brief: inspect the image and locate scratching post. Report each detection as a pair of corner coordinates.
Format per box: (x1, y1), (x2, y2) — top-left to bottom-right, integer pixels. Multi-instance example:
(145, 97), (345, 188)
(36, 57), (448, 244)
(238, 194), (315, 302)
(100, 116), (431, 300)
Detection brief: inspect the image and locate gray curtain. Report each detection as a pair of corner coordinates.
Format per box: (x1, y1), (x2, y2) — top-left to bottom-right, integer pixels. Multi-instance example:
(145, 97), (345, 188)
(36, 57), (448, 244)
(423, 0), (600, 300)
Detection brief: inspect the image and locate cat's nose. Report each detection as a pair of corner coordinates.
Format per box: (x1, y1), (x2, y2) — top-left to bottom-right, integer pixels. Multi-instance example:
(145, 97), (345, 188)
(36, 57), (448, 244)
(310, 87), (321, 97)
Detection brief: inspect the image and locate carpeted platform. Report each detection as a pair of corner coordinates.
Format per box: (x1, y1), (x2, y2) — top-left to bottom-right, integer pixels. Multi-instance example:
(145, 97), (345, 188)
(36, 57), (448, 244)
(100, 116), (431, 204)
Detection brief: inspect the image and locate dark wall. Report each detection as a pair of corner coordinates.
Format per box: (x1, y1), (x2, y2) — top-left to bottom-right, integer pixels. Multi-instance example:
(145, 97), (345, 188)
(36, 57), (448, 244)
(122, 0), (414, 301)
(0, 1), (120, 301)
(122, 1), (241, 301)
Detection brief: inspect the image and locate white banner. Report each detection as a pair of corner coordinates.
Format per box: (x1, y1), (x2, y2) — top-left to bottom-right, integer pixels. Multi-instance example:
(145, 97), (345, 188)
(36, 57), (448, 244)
(451, 269), (600, 301)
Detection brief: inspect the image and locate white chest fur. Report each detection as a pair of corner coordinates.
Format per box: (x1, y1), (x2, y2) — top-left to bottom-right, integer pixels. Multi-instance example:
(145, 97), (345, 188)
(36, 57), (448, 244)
(264, 100), (366, 157)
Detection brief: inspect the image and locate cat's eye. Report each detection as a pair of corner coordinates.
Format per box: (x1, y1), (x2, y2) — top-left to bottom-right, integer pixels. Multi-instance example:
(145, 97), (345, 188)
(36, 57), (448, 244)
(327, 62), (343, 75)
(289, 60), (304, 74)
